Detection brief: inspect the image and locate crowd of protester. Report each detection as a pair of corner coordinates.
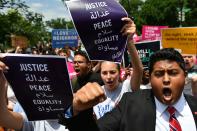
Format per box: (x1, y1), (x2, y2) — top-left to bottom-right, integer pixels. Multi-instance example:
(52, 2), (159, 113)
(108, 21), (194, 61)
(0, 16), (197, 131)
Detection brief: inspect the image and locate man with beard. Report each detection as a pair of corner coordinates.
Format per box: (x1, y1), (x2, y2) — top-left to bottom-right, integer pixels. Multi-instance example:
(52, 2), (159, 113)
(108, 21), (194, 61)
(182, 54), (197, 96)
(71, 50), (103, 92)
(182, 54), (197, 74)
(59, 48), (197, 131)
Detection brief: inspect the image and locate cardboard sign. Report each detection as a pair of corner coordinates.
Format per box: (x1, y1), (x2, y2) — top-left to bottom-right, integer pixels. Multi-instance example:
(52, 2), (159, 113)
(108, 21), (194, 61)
(52, 29), (78, 48)
(11, 35), (28, 48)
(66, 0), (128, 63)
(2, 54), (73, 121)
(161, 27), (197, 54)
(135, 41), (161, 67)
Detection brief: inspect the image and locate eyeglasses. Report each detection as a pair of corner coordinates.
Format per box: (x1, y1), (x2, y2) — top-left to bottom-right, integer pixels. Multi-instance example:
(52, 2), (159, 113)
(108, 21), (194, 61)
(74, 61), (86, 64)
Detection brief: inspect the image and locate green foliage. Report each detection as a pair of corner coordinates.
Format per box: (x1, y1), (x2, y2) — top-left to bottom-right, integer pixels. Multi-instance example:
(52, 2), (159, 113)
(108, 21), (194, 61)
(46, 18), (74, 29)
(119, 0), (197, 34)
(0, 0), (73, 50)
(140, 0), (179, 27)
(184, 0), (197, 26)
(1, 0), (197, 50)
(0, 9), (48, 48)
(66, 21), (75, 29)
(120, 0), (143, 33)
(0, 0), (28, 10)
(0, 0), (49, 49)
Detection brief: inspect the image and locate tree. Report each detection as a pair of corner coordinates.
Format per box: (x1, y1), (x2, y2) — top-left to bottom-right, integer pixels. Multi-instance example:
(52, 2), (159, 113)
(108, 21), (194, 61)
(0, 0), (29, 15)
(184, 0), (197, 26)
(0, 6), (48, 49)
(119, 0), (144, 33)
(0, 0), (30, 47)
(139, 0), (179, 27)
(46, 18), (74, 29)
(120, 0), (177, 33)
(23, 11), (49, 46)
(66, 20), (74, 29)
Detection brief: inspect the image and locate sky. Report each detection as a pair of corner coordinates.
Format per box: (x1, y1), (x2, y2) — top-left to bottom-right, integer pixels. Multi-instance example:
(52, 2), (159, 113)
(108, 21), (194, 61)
(25, 0), (71, 21)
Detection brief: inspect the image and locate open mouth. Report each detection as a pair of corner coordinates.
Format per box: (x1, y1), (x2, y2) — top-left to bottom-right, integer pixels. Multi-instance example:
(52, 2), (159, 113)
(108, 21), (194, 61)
(185, 62), (189, 66)
(106, 81), (113, 84)
(106, 81), (114, 87)
(162, 87), (172, 100)
(75, 68), (80, 73)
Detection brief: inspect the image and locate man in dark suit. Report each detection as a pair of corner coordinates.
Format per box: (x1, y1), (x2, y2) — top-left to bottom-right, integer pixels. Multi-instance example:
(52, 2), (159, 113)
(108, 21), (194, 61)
(59, 47), (197, 131)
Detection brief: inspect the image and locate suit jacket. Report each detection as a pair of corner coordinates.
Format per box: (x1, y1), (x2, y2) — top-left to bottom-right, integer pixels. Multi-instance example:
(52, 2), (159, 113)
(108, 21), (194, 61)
(59, 89), (197, 131)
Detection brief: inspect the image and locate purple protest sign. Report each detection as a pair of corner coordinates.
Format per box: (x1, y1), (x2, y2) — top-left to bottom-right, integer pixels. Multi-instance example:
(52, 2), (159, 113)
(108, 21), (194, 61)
(66, 0), (128, 63)
(2, 54), (73, 121)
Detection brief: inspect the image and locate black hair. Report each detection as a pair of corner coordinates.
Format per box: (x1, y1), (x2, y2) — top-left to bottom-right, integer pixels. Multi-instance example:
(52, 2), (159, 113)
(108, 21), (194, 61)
(74, 50), (90, 62)
(149, 48), (185, 75)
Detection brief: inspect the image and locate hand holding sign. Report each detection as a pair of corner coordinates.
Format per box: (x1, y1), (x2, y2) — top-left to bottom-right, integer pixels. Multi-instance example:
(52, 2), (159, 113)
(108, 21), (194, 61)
(0, 57), (8, 104)
(0, 54), (73, 121)
(66, 0), (129, 63)
(121, 17), (136, 37)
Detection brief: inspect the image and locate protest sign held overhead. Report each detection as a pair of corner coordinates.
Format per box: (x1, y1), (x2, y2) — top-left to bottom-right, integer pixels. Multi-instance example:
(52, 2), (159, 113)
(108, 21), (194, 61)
(52, 29), (78, 48)
(161, 27), (197, 54)
(11, 35), (28, 48)
(66, 0), (128, 63)
(142, 25), (168, 41)
(135, 40), (161, 67)
(1, 54), (73, 121)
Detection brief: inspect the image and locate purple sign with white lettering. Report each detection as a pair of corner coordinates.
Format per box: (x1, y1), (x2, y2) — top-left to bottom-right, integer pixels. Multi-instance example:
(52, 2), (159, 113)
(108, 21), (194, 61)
(2, 54), (73, 121)
(66, 0), (128, 62)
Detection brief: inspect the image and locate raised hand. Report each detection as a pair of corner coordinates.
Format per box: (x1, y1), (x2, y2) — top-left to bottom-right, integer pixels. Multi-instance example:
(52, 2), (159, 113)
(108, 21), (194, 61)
(72, 82), (106, 116)
(120, 17), (136, 37)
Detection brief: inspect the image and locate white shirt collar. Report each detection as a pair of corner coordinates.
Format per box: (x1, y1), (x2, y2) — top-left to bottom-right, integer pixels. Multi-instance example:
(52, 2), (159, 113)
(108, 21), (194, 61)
(154, 93), (186, 117)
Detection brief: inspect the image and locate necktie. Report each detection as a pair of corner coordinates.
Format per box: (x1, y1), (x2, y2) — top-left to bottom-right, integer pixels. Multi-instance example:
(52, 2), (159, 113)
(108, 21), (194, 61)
(167, 106), (182, 131)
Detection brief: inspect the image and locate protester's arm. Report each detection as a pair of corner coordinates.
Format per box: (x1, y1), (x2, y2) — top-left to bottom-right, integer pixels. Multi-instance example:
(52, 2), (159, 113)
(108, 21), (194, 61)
(15, 46), (22, 54)
(59, 82), (125, 131)
(121, 17), (143, 91)
(71, 17), (142, 116)
(92, 61), (101, 73)
(58, 82), (105, 130)
(127, 39), (143, 91)
(191, 75), (197, 96)
(0, 61), (23, 130)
